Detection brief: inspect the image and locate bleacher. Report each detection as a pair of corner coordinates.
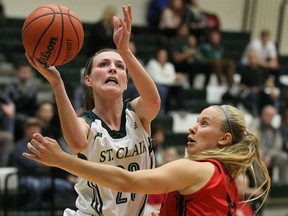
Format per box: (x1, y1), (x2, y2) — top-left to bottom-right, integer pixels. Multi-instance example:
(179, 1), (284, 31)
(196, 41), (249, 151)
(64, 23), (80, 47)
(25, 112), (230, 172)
(1, 17), (288, 215)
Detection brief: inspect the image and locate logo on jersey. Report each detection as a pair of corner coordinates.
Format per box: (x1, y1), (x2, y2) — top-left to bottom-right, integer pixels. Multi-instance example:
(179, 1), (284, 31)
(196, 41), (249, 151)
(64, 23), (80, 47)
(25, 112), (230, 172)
(99, 141), (147, 162)
(93, 132), (103, 140)
(134, 122), (138, 129)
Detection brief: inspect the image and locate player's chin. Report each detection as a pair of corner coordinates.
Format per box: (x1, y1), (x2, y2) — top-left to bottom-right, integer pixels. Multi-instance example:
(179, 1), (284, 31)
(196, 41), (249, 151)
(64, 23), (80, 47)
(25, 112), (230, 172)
(186, 143), (197, 155)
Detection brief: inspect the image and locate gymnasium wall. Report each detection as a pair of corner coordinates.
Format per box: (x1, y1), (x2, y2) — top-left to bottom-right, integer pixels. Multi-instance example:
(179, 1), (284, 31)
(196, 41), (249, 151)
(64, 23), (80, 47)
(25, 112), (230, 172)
(2, 0), (245, 30)
(2, 0), (288, 54)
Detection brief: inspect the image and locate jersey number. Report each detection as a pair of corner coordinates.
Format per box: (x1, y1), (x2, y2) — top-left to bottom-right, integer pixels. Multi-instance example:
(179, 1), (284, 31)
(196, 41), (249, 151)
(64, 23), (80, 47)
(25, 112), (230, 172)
(116, 162), (140, 204)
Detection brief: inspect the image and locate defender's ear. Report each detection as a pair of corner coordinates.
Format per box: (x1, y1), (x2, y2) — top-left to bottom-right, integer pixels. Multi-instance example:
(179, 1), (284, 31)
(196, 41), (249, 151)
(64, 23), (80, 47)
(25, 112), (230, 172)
(218, 133), (233, 146)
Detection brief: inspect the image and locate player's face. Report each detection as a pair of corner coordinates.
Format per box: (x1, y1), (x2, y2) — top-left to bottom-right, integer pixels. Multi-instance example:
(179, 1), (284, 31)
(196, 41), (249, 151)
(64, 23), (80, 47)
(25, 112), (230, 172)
(187, 107), (226, 155)
(87, 51), (128, 95)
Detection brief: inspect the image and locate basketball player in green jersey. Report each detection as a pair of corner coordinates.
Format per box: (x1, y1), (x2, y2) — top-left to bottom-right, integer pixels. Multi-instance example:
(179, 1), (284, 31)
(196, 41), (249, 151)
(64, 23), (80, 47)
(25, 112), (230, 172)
(25, 5), (160, 216)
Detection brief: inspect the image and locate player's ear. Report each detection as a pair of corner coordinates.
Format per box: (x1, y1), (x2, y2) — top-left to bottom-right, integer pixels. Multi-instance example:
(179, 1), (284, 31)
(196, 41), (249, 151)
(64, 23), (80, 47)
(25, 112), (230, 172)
(85, 75), (92, 87)
(218, 133), (233, 146)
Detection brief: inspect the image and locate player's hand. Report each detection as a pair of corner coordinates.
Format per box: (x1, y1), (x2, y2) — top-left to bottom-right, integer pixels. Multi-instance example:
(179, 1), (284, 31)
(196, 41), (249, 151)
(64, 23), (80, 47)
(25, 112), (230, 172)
(22, 133), (65, 167)
(113, 5), (132, 52)
(25, 53), (62, 86)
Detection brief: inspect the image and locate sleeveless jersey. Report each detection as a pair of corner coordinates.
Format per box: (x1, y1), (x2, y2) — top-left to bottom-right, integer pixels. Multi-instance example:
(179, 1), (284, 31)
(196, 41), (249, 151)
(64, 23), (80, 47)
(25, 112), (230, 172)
(159, 159), (238, 216)
(69, 101), (155, 216)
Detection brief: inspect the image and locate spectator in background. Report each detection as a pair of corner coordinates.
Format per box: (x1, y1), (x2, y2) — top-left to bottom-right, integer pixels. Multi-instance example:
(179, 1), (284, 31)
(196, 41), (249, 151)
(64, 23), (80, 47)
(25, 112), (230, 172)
(36, 100), (61, 141)
(199, 29), (236, 87)
(146, 47), (187, 114)
(241, 30), (281, 87)
(229, 50), (279, 116)
(169, 24), (211, 88)
(250, 105), (288, 184)
(86, 5), (116, 56)
(151, 123), (166, 167)
(158, 0), (185, 37)
(0, 91), (14, 166)
(4, 60), (38, 142)
(12, 117), (75, 209)
(183, 0), (211, 42)
(163, 146), (179, 163)
(146, 0), (170, 29)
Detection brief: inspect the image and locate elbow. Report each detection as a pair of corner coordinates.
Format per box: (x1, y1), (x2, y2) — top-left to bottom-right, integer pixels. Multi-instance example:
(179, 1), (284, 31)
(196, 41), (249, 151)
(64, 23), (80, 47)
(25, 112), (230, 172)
(64, 137), (87, 153)
(152, 94), (161, 114)
(71, 144), (87, 154)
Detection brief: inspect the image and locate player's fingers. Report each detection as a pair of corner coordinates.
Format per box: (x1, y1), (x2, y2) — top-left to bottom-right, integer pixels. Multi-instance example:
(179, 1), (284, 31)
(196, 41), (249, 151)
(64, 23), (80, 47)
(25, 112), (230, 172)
(113, 16), (120, 32)
(22, 152), (41, 162)
(122, 5), (131, 31)
(27, 141), (42, 157)
(119, 18), (126, 32)
(33, 133), (46, 144)
(127, 5), (132, 22)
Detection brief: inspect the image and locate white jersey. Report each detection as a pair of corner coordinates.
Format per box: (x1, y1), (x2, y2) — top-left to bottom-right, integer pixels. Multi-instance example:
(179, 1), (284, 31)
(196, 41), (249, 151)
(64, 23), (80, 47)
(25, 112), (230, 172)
(65, 102), (155, 216)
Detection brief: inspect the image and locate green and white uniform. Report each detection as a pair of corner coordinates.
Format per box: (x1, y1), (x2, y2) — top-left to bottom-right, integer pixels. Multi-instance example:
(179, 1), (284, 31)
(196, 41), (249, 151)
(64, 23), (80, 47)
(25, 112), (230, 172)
(64, 101), (155, 216)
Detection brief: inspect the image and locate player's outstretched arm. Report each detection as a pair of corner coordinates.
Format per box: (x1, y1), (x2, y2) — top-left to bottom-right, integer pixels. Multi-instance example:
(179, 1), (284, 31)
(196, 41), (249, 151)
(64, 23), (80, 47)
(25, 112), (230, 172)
(113, 5), (160, 131)
(23, 133), (208, 195)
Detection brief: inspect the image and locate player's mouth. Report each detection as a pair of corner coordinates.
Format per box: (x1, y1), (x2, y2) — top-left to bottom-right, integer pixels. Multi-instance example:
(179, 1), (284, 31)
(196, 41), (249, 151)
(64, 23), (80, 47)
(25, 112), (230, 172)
(187, 136), (196, 145)
(105, 77), (118, 84)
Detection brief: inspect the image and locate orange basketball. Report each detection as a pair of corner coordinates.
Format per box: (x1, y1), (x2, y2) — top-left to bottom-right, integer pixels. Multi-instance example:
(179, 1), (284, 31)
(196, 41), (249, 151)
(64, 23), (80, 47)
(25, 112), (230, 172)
(22, 4), (84, 67)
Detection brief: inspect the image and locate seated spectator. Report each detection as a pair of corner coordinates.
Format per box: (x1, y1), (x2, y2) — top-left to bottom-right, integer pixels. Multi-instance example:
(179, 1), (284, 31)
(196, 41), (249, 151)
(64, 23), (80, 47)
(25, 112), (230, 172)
(146, 0), (170, 29)
(250, 105), (288, 184)
(224, 50), (279, 116)
(12, 117), (75, 209)
(146, 47), (187, 113)
(158, 0), (185, 37)
(86, 5), (116, 56)
(151, 123), (167, 167)
(169, 24), (211, 88)
(240, 30), (281, 87)
(0, 91), (14, 166)
(36, 100), (61, 141)
(163, 146), (179, 163)
(199, 29), (236, 87)
(183, 0), (211, 41)
(4, 60), (38, 142)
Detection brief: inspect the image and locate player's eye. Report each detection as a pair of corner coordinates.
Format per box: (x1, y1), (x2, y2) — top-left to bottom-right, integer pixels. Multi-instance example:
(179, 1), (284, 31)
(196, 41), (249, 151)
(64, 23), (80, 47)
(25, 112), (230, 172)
(99, 62), (108, 67)
(117, 64), (125, 69)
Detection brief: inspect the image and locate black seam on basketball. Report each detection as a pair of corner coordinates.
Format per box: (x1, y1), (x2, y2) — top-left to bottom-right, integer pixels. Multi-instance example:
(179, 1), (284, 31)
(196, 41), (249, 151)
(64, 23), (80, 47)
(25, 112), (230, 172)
(32, 13), (56, 58)
(23, 6), (81, 31)
(68, 9), (81, 53)
(51, 4), (64, 66)
(22, 7), (54, 32)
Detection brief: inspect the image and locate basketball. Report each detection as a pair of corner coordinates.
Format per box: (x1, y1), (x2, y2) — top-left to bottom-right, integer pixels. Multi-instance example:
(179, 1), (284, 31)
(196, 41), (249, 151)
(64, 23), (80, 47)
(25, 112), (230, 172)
(22, 4), (84, 67)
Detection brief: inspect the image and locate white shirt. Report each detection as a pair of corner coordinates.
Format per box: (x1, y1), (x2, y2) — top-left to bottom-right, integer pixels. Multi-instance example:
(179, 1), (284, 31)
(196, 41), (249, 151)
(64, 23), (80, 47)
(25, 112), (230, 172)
(146, 59), (177, 85)
(241, 38), (277, 65)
